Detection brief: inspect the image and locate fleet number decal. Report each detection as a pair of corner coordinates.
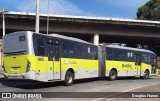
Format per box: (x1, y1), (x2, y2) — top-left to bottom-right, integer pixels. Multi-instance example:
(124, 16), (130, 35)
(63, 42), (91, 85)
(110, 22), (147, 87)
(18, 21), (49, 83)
(38, 57), (44, 61)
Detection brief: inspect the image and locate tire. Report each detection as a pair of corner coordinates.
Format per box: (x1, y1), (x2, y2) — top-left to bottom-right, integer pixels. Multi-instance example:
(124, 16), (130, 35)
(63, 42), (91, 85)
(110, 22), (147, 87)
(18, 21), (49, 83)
(64, 71), (74, 86)
(142, 70), (149, 79)
(109, 70), (117, 81)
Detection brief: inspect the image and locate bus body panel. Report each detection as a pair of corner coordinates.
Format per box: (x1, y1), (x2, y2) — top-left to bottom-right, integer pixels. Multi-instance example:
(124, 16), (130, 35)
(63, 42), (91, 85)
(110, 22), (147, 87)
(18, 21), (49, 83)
(141, 63), (152, 76)
(105, 60), (152, 77)
(105, 60), (135, 77)
(4, 55), (28, 74)
(4, 54), (37, 80)
(61, 58), (99, 80)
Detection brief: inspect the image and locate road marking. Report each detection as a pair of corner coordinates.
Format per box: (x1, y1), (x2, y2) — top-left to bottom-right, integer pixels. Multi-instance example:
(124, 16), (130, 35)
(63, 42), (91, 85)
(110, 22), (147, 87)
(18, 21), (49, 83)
(122, 84), (154, 92)
(91, 83), (159, 101)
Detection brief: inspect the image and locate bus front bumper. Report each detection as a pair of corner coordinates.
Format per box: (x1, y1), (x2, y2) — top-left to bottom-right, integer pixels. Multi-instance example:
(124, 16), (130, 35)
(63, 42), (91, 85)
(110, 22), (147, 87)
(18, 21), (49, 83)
(4, 71), (36, 80)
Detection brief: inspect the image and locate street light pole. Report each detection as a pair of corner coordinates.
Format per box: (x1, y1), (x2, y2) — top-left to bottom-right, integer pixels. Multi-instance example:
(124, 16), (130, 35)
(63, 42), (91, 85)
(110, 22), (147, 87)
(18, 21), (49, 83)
(47, 0), (50, 35)
(35, 0), (40, 33)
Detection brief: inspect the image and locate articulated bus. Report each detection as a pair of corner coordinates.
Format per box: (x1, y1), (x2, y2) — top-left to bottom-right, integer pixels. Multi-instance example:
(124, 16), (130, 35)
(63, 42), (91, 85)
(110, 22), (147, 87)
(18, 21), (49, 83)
(2, 31), (157, 86)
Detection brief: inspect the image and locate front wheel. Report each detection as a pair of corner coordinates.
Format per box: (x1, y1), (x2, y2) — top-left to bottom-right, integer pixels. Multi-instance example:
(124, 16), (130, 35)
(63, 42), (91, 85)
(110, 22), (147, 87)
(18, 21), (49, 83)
(109, 70), (117, 81)
(64, 71), (74, 86)
(142, 70), (149, 79)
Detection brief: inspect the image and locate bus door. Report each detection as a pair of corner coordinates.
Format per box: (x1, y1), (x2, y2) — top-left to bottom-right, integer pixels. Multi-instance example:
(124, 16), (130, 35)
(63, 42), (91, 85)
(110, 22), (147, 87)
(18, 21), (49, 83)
(135, 54), (141, 76)
(48, 43), (61, 80)
(151, 58), (157, 74)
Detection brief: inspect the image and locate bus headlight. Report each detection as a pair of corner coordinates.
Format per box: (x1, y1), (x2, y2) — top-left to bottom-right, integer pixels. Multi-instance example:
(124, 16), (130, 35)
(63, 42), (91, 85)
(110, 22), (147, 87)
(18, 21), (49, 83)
(26, 60), (31, 72)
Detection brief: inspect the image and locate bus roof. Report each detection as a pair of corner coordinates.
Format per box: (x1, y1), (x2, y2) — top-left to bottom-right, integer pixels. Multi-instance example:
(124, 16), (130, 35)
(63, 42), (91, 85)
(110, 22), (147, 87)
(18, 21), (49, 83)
(5, 31), (93, 45)
(105, 45), (156, 55)
(48, 34), (92, 45)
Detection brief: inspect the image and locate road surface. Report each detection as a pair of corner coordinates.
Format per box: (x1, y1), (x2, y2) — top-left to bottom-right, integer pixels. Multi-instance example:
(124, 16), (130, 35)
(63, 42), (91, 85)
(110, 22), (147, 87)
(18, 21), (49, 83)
(0, 76), (160, 101)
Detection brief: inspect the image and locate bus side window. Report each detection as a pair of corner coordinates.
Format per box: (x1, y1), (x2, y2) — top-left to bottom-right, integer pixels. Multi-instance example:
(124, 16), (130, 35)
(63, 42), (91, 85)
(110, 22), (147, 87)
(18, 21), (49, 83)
(88, 47), (98, 59)
(148, 55), (151, 64)
(36, 38), (45, 56)
(63, 42), (75, 58)
(106, 48), (112, 60)
(76, 44), (83, 58)
(124, 51), (134, 62)
(142, 54), (148, 64)
(112, 49), (123, 61)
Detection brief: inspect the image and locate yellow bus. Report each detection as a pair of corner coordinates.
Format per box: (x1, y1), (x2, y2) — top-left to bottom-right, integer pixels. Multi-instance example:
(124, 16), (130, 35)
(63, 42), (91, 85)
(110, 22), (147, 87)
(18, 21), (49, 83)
(99, 44), (157, 80)
(3, 31), (99, 86)
(2, 31), (157, 85)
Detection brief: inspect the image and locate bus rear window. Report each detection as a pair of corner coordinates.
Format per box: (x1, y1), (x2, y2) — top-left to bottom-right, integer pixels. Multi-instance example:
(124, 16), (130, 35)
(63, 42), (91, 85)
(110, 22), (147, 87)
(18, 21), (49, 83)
(19, 36), (25, 41)
(3, 33), (28, 54)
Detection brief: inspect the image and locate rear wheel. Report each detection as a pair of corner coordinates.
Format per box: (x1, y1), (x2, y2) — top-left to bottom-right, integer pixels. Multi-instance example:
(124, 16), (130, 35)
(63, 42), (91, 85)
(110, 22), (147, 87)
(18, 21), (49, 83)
(64, 71), (74, 86)
(142, 70), (149, 79)
(109, 70), (117, 81)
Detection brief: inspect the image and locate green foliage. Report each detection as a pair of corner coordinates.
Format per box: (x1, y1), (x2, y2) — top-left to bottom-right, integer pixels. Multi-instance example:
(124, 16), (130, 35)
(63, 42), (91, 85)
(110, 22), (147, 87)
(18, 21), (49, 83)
(137, 0), (160, 20)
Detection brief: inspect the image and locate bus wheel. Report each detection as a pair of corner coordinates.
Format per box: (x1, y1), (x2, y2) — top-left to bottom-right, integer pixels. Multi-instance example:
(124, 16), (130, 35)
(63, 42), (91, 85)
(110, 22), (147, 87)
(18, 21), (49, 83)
(142, 70), (149, 79)
(109, 70), (117, 81)
(64, 71), (74, 86)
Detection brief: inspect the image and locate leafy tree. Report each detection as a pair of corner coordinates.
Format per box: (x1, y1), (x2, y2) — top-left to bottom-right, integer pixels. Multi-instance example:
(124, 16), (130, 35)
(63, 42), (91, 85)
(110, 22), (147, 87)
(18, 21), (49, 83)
(137, 0), (160, 20)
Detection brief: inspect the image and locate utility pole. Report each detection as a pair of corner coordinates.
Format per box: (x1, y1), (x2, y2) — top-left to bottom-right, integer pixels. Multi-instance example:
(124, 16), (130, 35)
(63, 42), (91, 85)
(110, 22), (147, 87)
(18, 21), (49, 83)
(0, 9), (8, 37)
(35, 0), (40, 33)
(0, 9), (8, 68)
(2, 11), (5, 37)
(47, 0), (50, 35)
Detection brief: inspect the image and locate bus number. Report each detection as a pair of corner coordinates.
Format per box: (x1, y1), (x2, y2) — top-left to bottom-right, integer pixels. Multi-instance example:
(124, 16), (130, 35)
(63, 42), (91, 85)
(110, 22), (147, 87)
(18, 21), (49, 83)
(38, 57), (44, 61)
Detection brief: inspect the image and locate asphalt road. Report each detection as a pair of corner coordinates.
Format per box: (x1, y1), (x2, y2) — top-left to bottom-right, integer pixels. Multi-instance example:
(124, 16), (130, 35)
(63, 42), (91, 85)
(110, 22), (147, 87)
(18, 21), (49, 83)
(0, 76), (160, 101)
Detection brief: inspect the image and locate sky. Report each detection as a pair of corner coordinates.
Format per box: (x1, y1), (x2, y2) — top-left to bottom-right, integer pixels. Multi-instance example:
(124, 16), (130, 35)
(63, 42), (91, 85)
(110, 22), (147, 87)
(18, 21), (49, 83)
(0, 0), (148, 19)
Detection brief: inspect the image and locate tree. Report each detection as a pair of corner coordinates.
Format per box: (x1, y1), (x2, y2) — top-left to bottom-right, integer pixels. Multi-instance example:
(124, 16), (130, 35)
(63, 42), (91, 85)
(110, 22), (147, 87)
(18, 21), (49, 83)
(137, 0), (160, 20)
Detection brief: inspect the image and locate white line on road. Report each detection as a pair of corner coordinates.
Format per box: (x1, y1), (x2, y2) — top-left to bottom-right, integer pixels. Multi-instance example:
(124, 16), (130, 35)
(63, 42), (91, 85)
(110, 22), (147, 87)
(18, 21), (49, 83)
(91, 83), (159, 101)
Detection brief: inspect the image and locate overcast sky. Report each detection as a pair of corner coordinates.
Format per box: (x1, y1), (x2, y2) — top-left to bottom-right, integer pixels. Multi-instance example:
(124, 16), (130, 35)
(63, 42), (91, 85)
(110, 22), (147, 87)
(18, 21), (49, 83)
(0, 0), (148, 18)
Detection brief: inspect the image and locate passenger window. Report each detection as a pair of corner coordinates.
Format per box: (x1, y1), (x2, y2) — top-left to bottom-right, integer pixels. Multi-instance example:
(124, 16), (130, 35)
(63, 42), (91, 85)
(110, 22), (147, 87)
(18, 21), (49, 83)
(106, 49), (112, 60)
(112, 49), (123, 61)
(90, 47), (98, 59)
(37, 38), (45, 56)
(148, 55), (151, 64)
(63, 43), (75, 58)
(142, 54), (148, 63)
(125, 51), (134, 62)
